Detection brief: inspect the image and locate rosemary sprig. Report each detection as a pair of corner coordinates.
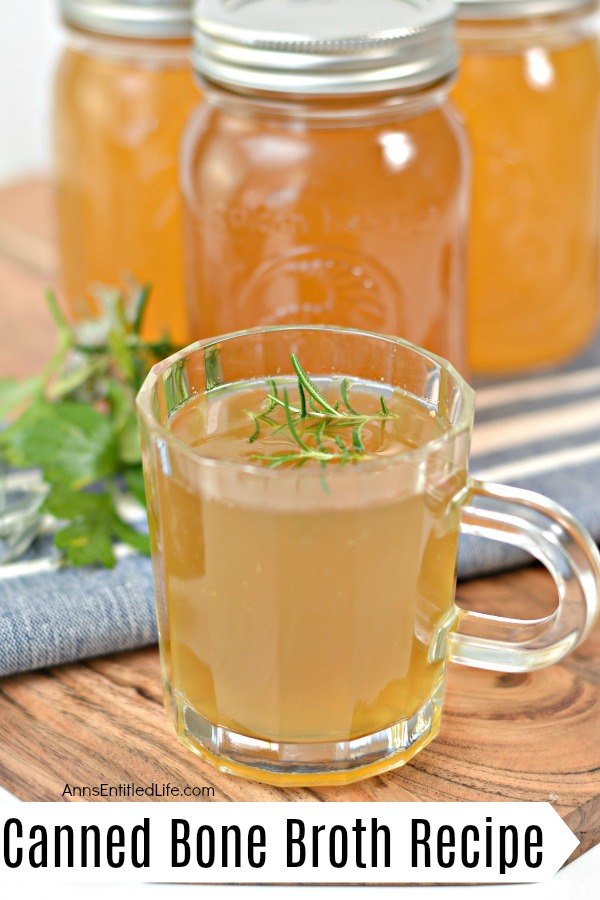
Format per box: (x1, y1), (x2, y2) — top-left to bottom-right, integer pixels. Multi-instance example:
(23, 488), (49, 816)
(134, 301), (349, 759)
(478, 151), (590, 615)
(247, 354), (396, 468)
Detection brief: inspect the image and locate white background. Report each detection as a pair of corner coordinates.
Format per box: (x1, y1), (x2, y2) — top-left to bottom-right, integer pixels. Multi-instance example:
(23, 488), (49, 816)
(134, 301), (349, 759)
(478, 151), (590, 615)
(0, 0), (62, 182)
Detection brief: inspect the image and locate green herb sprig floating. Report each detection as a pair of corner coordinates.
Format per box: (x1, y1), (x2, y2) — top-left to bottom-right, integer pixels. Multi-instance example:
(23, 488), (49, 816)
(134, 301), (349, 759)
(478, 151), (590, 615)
(0, 286), (177, 568)
(247, 354), (396, 468)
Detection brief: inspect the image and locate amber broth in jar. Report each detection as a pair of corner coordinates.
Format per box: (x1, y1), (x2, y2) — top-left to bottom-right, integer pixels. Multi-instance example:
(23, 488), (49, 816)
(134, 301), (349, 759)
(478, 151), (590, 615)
(182, 94), (468, 367)
(54, 33), (200, 343)
(181, 0), (468, 371)
(453, 6), (600, 373)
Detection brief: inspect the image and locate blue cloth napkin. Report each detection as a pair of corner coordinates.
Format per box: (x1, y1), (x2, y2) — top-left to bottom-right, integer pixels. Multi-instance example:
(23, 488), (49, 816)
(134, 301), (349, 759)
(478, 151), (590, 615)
(1, 335), (599, 676)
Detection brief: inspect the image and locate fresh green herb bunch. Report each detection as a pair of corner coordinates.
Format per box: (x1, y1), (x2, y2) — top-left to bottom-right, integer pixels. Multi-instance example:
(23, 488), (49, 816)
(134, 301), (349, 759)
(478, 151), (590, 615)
(248, 354), (396, 468)
(0, 286), (177, 568)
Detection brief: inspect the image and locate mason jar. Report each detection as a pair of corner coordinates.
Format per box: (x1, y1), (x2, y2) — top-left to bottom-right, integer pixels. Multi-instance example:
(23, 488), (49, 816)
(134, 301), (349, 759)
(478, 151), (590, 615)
(453, 0), (600, 373)
(54, 0), (200, 343)
(181, 0), (470, 371)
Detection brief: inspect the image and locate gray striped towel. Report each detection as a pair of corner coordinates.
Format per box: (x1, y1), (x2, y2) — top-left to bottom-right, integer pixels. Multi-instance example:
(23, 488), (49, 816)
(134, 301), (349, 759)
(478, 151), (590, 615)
(1, 335), (599, 676)
(460, 336), (600, 578)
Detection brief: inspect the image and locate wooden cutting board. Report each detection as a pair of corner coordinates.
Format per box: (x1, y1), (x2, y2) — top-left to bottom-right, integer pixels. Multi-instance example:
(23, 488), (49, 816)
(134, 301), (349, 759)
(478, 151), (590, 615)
(0, 181), (598, 869)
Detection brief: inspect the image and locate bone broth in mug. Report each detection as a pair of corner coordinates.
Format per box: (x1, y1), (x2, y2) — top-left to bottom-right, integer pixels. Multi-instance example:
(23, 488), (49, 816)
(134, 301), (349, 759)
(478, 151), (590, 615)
(163, 379), (458, 746)
(137, 327), (600, 785)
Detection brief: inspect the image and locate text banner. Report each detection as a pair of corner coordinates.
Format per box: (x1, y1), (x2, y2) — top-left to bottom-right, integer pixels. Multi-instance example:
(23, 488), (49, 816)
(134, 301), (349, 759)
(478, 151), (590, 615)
(0, 801), (578, 884)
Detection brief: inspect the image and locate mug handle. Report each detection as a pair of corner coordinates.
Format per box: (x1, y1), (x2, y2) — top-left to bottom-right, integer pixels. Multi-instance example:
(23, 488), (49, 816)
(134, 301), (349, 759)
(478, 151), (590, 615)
(448, 479), (600, 672)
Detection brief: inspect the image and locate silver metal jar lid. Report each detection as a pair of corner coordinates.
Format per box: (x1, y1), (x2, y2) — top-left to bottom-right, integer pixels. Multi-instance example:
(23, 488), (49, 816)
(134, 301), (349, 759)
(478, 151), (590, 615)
(455, 0), (595, 20)
(59, 1), (192, 38)
(192, 0), (458, 97)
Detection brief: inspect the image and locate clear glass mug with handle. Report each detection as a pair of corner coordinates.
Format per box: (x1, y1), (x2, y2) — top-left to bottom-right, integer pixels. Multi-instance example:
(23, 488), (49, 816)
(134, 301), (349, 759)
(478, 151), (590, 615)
(136, 325), (600, 786)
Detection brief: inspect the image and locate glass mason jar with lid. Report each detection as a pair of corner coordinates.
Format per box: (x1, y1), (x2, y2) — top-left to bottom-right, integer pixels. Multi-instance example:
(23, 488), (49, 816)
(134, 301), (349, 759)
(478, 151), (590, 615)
(54, 0), (200, 343)
(453, 0), (600, 374)
(181, 0), (470, 371)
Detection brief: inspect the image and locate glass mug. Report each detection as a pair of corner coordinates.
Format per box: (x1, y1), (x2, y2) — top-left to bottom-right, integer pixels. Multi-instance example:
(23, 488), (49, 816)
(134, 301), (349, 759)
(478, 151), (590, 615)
(137, 326), (600, 786)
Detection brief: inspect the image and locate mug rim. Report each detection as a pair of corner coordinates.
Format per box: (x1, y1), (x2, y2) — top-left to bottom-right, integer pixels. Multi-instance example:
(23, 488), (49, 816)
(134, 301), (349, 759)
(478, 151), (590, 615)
(136, 324), (475, 478)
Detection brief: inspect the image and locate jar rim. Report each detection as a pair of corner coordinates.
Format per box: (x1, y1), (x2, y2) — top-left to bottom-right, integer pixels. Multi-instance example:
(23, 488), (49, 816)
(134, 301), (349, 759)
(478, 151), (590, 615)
(455, 0), (596, 21)
(58, 0), (192, 39)
(192, 0), (459, 97)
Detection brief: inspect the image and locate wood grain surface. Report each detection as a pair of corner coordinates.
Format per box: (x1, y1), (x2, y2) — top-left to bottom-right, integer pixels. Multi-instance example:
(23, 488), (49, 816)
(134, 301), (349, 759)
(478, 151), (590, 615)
(0, 181), (598, 868)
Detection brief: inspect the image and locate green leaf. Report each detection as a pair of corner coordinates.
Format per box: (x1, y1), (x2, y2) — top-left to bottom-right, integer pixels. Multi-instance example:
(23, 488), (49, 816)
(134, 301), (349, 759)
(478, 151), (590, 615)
(334, 435), (348, 454)
(55, 520), (116, 568)
(2, 400), (119, 488)
(248, 414), (261, 444)
(352, 426), (365, 453)
(290, 354), (338, 416)
(44, 290), (70, 334)
(307, 393), (321, 414)
(266, 394), (301, 416)
(0, 377), (41, 419)
(106, 380), (133, 426)
(298, 381), (307, 418)
(104, 381), (141, 463)
(315, 419), (327, 451)
(108, 324), (136, 383)
(131, 284), (152, 335)
(340, 379), (359, 415)
(45, 483), (149, 565)
(44, 486), (114, 520)
(282, 389), (311, 452)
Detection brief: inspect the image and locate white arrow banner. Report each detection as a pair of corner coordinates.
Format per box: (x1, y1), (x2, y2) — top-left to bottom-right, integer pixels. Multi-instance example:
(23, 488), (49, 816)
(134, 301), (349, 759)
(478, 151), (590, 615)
(0, 802), (578, 884)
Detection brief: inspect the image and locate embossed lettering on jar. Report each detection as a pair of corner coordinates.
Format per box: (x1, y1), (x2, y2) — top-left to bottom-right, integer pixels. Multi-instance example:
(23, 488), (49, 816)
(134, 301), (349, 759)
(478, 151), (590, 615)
(453, 0), (600, 373)
(181, 0), (470, 370)
(54, 1), (200, 343)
